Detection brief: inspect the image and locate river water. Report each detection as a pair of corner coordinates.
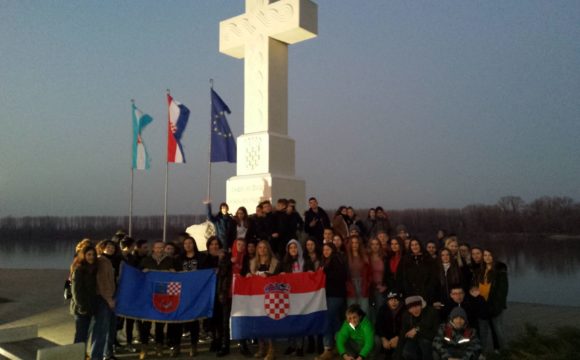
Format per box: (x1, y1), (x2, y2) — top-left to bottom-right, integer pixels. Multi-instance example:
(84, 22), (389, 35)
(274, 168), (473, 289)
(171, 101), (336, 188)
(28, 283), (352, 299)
(1, 235), (579, 307)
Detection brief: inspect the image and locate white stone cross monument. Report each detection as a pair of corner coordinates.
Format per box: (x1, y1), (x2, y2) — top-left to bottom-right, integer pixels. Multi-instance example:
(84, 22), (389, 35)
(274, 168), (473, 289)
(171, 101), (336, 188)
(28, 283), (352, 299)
(220, 0), (317, 212)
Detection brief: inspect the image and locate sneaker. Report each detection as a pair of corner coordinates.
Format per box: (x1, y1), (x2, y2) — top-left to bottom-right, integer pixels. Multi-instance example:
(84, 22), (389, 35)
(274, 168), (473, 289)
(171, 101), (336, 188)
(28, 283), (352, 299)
(169, 346), (180, 358)
(315, 349), (334, 360)
(138, 345), (148, 360)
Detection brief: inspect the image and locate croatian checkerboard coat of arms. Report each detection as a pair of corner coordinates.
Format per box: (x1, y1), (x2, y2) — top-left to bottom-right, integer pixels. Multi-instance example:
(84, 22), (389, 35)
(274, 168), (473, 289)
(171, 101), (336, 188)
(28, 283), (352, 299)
(153, 281), (181, 313)
(264, 282), (291, 320)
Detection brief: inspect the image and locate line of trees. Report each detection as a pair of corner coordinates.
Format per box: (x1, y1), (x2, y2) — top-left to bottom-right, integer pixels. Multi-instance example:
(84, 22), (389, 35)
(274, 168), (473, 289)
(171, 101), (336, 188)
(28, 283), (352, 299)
(1, 196), (579, 243)
(0, 214), (205, 243)
(388, 196), (580, 235)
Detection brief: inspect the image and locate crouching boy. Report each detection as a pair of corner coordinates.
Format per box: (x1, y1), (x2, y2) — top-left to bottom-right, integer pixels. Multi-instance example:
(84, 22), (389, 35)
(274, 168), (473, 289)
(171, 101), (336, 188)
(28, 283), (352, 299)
(336, 304), (375, 360)
(433, 307), (481, 360)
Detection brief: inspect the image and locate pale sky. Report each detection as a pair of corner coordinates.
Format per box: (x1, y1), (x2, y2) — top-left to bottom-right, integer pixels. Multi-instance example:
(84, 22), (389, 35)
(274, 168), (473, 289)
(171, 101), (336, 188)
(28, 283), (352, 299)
(1, 1), (579, 216)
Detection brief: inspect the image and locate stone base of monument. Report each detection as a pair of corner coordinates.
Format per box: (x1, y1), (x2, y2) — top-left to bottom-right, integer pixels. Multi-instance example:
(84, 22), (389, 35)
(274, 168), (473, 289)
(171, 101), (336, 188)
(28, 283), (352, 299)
(227, 173), (305, 212)
(0, 325), (85, 360)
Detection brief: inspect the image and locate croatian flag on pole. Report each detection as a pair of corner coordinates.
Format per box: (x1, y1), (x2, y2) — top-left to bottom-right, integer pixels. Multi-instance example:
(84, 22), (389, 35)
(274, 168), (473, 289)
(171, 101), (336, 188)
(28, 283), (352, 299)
(167, 94), (190, 163)
(132, 103), (153, 170)
(231, 270), (327, 340)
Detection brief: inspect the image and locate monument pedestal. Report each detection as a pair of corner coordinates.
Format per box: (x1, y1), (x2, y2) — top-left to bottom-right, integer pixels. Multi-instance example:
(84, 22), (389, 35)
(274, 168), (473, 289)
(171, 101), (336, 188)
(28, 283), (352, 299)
(226, 173), (305, 212)
(220, 0), (317, 213)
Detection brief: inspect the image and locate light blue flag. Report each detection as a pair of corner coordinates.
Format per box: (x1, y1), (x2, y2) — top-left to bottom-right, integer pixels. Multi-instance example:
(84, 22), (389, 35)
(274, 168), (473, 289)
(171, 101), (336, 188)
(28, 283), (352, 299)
(132, 103), (154, 170)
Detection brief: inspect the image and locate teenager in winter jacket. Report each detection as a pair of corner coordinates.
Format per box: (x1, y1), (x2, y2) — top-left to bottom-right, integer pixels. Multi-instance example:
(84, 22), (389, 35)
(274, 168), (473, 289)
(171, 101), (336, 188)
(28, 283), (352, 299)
(433, 307), (481, 360)
(375, 291), (404, 360)
(336, 304), (375, 360)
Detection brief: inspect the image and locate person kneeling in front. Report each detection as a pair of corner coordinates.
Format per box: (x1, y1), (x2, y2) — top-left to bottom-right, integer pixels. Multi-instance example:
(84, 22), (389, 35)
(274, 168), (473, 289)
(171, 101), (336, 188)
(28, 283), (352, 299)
(336, 304), (375, 360)
(433, 307), (481, 360)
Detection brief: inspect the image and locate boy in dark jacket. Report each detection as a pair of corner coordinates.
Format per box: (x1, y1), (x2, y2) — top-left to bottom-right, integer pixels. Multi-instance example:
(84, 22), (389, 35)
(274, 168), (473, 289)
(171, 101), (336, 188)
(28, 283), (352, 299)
(399, 296), (439, 360)
(433, 307), (481, 360)
(138, 240), (175, 358)
(375, 291), (404, 360)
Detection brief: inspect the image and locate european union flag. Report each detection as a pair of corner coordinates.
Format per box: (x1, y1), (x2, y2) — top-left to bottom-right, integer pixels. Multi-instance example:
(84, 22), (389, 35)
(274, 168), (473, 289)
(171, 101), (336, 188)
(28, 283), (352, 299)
(116, 264), (216, 322)
(211, 89), (236, 163)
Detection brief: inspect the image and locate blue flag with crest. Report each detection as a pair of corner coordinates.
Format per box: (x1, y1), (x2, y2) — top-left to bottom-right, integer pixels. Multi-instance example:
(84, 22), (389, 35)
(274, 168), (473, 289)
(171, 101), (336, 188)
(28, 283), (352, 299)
(116, 264), (216, 322)
(210, 89), (236, 163)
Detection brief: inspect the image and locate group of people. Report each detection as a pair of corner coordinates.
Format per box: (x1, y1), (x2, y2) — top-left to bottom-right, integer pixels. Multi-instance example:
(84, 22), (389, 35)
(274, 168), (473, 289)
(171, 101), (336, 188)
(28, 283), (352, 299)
(68, 196), (508, 360)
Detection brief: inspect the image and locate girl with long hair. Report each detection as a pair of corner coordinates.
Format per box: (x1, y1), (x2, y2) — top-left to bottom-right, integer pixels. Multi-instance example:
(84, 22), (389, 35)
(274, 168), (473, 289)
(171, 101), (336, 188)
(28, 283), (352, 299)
(331, 206), (350, 239)
(234, 207), (249, 240)
(281, 239), (307, 356)
(248, 240), (280, 360)
(201, 236), (231, 354)
(304, 237), (321, 271)
(425, 240), (438, 260)
(345, 235), (371, 314)
(316, 243), (347, 360)
(383, 237), (404, 292)
(167, 236), (203, 357)
(400, 239), (438, 304)
(445, 236), (472, 284)
(435, 248), (463, 316)
(368, 237), (387, 323)
(363, 208), (377, 239)
(70, 245), (98, 349)
(470, 247), (484, 283)
(332, 234), (347, 264)
(477, 249), (508, 351)
(377, 230), (391, 255)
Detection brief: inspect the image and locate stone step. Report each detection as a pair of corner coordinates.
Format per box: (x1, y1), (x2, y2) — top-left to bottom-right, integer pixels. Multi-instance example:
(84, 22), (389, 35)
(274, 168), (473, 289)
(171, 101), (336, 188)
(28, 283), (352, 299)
(0, 337), (57, 360)
(0, 325), (84, 360)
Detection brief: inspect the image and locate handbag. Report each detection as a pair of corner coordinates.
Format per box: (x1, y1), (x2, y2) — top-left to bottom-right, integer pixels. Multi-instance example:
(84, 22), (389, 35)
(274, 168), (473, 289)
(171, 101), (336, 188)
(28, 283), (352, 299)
(64, 279), (72, 300)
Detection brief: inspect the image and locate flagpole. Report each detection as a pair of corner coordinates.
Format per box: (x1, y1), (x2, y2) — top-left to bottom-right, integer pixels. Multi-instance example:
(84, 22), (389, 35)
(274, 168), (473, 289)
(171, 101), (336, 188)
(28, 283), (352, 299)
(163, 89), (170, 243)
(207, 79), (214, 202)
(129, 166), (134, 237)
(129, 99), (135, 237)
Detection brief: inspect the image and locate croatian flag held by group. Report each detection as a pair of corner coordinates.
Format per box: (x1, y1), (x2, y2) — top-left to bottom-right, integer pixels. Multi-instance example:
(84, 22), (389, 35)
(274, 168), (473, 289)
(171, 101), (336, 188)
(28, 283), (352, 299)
(167, 94), (190, 163)
(231, 270), (327, 340)
(116, 264), (216, 322)
(131, 103), (153, 170)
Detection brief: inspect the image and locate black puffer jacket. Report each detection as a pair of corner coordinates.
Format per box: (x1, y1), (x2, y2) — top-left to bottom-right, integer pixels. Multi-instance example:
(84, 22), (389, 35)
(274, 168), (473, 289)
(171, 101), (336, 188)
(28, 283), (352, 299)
(70, 265), (97, 316)
(485, 262), (508, 317)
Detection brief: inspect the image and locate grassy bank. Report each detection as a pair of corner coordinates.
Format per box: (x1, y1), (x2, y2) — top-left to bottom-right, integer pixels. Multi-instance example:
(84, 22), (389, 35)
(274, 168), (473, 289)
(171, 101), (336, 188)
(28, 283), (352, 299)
(490, 324), (580, 360)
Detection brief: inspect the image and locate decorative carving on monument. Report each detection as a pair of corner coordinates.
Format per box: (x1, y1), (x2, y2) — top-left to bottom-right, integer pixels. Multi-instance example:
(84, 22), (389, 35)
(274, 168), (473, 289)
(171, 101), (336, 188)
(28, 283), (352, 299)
(255, 4), (294, 27)
(223, 3), (294, 42)
(245, 136), (262, 172)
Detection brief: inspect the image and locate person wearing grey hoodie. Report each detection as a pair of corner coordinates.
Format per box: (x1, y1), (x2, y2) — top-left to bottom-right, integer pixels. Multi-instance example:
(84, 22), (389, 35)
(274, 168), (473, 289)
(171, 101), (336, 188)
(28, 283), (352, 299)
(281, 239), (307, 356)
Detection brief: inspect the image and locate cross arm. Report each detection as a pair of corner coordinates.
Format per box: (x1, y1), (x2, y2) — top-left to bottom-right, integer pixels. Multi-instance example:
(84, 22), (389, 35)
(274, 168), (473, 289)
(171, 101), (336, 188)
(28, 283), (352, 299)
(219, 0), (318, 59)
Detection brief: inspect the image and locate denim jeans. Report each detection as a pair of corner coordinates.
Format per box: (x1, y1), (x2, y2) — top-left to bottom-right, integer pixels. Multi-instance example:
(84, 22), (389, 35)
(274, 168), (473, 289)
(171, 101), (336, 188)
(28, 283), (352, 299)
(74, 314), (93, 345)
(479, 312), (505, 351)
(369, 289), (387, 324)
(91, 296), (113, 360)
(104, 310), (117, 358)
(323, 297), (345, 348)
